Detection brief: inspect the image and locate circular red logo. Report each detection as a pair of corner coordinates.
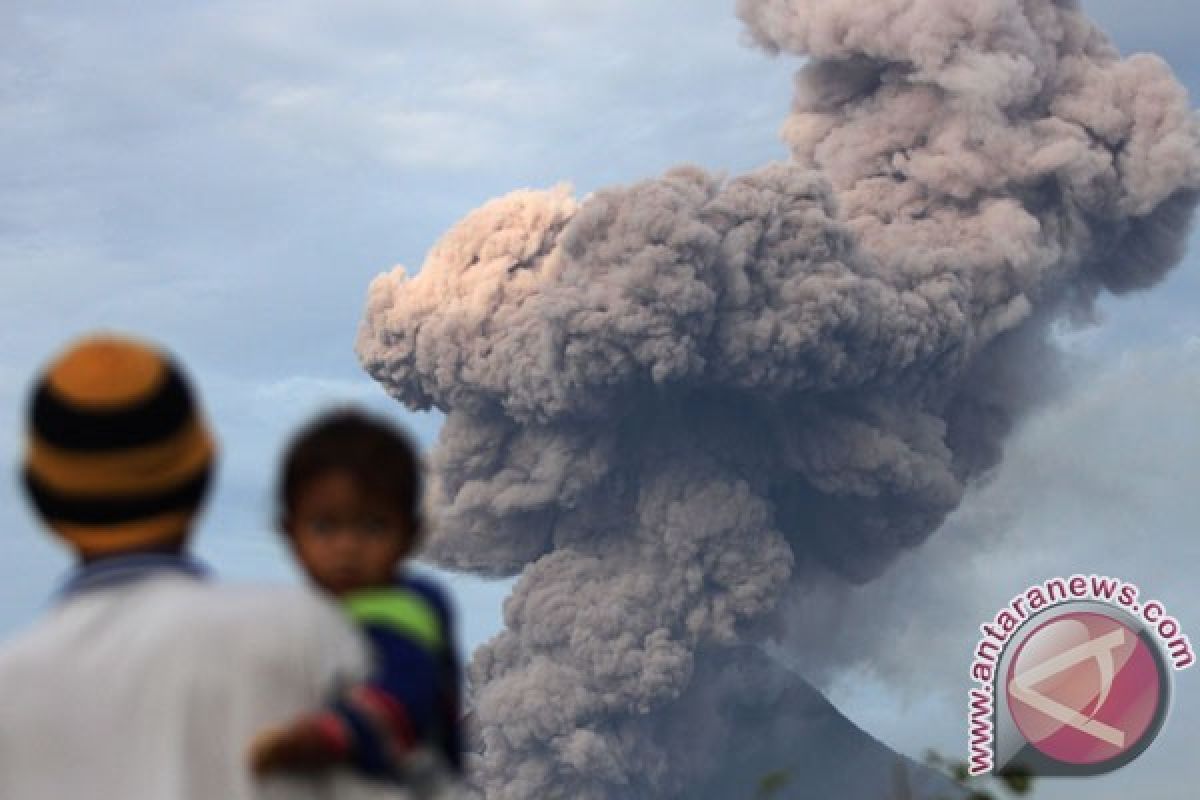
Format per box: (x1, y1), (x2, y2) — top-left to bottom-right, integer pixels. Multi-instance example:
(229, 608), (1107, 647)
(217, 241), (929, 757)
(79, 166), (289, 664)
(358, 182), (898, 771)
(1005, 611), (1165, 766)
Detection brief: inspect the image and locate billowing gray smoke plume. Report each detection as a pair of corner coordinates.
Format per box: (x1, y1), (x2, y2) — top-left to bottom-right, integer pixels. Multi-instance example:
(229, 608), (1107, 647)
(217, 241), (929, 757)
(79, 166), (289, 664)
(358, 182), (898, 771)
(357, 0), (1200, 796)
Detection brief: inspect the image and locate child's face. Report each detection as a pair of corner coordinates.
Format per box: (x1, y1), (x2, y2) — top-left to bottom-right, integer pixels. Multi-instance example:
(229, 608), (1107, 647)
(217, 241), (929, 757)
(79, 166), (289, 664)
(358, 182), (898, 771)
(285, 469), (413, 596)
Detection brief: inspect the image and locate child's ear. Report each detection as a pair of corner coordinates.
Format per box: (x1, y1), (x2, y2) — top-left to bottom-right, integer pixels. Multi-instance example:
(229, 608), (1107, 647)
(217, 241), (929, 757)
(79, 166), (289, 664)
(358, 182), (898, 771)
(401, 516), (423, 558)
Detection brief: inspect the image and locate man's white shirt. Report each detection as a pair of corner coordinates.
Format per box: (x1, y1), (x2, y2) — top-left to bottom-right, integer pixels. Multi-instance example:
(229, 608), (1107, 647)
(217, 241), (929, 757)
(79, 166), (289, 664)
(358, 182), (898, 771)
(0, 572), (418, 799)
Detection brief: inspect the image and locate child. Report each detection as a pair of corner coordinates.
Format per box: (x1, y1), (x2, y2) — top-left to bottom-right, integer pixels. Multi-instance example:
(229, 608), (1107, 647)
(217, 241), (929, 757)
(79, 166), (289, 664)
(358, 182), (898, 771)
(250, 408), (464, 790)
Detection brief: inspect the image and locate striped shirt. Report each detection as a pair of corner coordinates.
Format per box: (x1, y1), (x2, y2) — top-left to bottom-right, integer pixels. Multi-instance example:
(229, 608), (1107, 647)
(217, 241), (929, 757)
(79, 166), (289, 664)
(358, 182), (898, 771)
(311, 572), (464, 783)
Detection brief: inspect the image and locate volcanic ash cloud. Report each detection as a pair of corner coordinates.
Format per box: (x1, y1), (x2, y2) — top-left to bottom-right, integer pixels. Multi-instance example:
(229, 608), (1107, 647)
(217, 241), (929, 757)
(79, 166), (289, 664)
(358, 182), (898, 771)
(357, 1), (1200, 796)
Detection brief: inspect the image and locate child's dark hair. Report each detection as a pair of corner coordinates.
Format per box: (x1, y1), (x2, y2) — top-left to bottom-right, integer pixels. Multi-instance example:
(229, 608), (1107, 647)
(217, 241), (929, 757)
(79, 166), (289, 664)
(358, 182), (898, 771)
(278, 407), (424, 546)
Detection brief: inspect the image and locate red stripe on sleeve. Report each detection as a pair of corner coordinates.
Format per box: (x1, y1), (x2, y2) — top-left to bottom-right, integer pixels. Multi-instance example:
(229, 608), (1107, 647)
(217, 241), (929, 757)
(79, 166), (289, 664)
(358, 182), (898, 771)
(349, 686), (417, 750)
(313, 712), (354, 757)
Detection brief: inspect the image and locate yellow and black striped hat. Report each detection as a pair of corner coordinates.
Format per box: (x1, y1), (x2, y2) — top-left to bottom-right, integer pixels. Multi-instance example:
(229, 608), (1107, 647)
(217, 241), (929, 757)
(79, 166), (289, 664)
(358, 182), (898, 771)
(23, 334), (216, 557)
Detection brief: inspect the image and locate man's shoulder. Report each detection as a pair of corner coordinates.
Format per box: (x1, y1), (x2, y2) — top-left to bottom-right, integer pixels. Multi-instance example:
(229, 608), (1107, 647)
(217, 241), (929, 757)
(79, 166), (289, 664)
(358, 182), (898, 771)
(0, 579), (358, 664)
(99, 576), (346, 627)
(0, 614), (63, 680)
(180, 581), (366, 653)
(194, 581), (344, 619)
(194, 582), (369, 678)
(0, 578), (370, 710)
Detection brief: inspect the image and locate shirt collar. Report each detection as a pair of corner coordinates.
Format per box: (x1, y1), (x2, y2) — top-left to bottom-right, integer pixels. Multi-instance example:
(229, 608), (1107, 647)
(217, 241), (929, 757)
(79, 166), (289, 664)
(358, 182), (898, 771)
(57, 552), (210, 600)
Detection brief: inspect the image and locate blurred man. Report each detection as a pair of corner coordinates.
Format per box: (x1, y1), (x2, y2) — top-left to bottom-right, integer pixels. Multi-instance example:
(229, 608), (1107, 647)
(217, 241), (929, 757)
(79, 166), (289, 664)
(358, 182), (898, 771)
(0, 333), (396, 799)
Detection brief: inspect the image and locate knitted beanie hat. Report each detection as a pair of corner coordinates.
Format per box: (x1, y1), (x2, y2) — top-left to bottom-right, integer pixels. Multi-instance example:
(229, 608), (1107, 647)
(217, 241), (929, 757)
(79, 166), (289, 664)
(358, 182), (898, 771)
(23, 334), (216, 557)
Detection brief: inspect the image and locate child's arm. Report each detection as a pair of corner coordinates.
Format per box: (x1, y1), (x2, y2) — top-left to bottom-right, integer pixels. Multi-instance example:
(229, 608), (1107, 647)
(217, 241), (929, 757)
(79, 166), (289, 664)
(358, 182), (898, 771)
(250, 714), (350, 773)
(251, 626), (441, 778)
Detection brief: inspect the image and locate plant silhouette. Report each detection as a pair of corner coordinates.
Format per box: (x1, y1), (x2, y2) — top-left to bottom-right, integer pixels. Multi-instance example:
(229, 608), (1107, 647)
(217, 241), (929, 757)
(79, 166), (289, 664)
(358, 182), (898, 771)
(750, 750), (1036, 800)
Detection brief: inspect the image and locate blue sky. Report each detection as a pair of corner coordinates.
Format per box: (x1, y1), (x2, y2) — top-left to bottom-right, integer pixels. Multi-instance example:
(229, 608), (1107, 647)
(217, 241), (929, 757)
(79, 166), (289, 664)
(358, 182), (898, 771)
(1, 2), (1197, 797)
